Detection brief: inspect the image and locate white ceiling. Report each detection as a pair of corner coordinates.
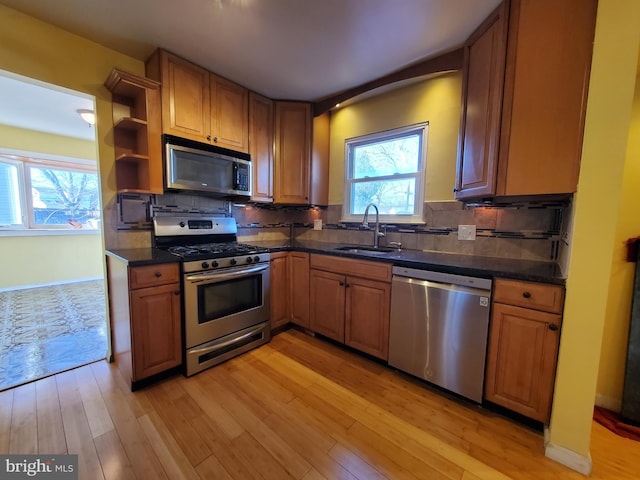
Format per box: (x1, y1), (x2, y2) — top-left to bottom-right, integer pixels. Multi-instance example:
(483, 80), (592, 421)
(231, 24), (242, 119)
(0, 71), (96, 141)
(0, 0), (501, 102)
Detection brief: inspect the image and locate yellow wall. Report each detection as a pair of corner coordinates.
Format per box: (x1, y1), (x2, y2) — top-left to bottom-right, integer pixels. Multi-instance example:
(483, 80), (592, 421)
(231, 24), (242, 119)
(0, 3), (145, 209)
(0, 235), (103, 289)
(0, 124), (98, 161)
(548, 0), (640, 463)
(328, 72), (461, 205)
(596, 57), (640, 407)
(0, 4), (145, 286)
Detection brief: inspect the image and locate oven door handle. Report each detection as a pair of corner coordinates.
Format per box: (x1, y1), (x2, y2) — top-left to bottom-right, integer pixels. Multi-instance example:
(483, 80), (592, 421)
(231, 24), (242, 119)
(190, 324), (267, 355)
(185, 263), (269, 284)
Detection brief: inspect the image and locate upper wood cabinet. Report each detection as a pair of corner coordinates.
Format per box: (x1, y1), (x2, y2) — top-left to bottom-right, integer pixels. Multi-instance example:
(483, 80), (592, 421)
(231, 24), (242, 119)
(146, 49), (249, 153)
(274, 101), (311, 204)
(104, 69), (163, 194)
(455, 0), (597, 200)
(311, 112), (330, 206)
(249, 92), (274, 203)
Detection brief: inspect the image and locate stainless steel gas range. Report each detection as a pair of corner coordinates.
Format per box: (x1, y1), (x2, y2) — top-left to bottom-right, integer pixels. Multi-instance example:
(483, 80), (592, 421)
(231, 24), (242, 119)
(154, 216), (271, 376)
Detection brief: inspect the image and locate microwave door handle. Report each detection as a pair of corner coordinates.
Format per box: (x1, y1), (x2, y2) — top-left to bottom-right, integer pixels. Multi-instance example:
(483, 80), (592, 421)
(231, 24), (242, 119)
(232, 163), (239, 190)
(185, 264), (269, 283)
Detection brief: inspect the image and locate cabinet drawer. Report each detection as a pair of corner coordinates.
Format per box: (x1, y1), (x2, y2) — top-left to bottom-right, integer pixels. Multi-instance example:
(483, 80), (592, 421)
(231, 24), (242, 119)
(493, 278), (564, 314)
(310, 254), (392, 283)
(129, 263), (180, 290)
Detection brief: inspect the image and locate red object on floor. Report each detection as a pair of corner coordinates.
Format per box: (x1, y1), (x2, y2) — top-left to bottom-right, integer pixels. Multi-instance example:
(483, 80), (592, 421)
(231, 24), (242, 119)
(594, 406), (640, 442)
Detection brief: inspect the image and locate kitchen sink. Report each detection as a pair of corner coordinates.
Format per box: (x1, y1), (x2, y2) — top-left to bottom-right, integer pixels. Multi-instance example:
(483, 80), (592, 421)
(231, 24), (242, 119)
(333, 246), (396, 255)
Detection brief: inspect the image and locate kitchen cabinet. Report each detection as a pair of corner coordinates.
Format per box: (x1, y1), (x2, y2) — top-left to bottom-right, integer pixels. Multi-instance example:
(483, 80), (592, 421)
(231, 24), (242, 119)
(270, 252), (290, 329)
(310, 112), (330, 206)
(106, 258), (182, 389)
(274, 101), (311, 204)
(485, 278), (565, 422)
(309, 254), (392, 360)
(146, 49), (249, 152)
(290, 251), (310, 328)
(455, 0), (597, 200)
(249, 92), (274, 203)
(104, 68), (162, 194)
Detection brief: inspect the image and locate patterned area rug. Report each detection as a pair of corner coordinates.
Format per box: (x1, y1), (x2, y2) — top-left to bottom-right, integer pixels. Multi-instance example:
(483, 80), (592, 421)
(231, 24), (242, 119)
(0, 280), (108, 391)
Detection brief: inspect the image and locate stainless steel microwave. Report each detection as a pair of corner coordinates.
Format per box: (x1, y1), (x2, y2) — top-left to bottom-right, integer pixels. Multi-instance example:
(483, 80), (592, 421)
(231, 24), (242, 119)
(164, 135), (252, 197)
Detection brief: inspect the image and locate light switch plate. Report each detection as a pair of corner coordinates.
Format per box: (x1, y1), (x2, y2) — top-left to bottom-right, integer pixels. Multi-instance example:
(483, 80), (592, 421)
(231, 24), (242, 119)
(458, 224), (476, 241)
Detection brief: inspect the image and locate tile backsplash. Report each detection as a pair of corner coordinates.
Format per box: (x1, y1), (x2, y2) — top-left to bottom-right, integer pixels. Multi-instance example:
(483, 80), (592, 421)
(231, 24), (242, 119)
(106, 191), (569, 265)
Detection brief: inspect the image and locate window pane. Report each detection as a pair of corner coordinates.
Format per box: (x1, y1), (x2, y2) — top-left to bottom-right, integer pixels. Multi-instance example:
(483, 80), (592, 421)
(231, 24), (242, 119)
(0, 162), (22, 225)
(29, 166), (101, 228)
(352, 134), (420, 179)
(351, 179), (416, 215)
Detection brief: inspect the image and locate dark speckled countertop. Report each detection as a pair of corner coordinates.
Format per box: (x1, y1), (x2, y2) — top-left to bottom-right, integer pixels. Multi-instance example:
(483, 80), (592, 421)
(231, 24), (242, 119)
(106, 240), (565, 285)
(251, 239), (566, 285)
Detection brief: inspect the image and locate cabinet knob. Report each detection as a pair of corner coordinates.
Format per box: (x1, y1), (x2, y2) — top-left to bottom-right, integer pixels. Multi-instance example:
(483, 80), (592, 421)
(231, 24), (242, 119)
(522, 291), (531, 299)
(453, 187), (459, 193)
(213, 136), (218, 143)
(548, 323), (559, 331)
(154, 272), (162, 278)
(206, 135), (211, 141)
(174, 290), (180, 296)
(339, 281), (345, 286)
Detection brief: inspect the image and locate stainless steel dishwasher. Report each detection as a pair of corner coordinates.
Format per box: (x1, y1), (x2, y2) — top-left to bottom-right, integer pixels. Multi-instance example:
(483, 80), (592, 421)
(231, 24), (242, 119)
(388, 266), (492, 403)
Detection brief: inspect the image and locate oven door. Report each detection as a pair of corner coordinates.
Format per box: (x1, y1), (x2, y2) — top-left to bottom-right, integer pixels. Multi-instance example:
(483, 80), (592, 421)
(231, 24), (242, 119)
(183, 263), (270, 349)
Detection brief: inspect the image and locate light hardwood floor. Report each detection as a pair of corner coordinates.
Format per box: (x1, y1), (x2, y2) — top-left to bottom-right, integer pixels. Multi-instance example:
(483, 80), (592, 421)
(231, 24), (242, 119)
(1, 328), (639, 479)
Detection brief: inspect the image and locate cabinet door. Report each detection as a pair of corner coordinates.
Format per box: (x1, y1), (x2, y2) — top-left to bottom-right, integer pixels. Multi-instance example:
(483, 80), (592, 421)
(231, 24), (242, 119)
(129, 283), (182, 381)
(290, 252), (310, 328)
(249, 92), (274, 202)
(345, 276), (391, 360)
(160, 52), (210, 142)
(311, 112), (330, 206)
(497, 0), (596, 196)
(274, 101), (311, 204)
(485, 302), (561, 422)
(270, 253), (290, 329)
(210, 74), (249, 152)
(455, 3), (507, 200)
(309, 269), (345, 342)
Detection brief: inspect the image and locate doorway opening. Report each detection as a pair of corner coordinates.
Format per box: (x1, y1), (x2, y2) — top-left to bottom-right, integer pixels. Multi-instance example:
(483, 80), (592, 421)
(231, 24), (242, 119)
(0, 70), (108, 390)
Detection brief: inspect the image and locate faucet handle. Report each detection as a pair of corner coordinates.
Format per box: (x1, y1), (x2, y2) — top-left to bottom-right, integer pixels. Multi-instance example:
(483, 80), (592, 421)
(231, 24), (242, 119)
(388, 241), (402, 251)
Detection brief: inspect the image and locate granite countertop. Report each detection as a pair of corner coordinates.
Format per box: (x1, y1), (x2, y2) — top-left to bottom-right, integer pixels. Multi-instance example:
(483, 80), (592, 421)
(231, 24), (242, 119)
(106, 240), (565, 285)
(106, 248), (180, 266)
(251, 239), (566, 285)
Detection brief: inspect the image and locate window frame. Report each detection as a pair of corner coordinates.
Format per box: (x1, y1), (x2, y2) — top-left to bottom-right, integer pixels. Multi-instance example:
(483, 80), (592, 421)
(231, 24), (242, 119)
(0, 152), (101, 233)
(342, 122), (428, 224)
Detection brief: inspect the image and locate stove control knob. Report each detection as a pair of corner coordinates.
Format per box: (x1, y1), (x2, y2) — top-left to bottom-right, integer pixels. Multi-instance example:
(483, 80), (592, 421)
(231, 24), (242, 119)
(179, 222), (185, 228)
(253, 256), (260, 262)
(201, 262), (209, 269)
(230, 259), (237, 266)
(212, 261), (219, 268)
(246, 256), (253, 264)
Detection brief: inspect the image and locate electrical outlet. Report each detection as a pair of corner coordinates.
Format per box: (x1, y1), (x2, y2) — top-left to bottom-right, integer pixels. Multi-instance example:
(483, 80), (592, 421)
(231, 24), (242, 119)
(458, 225), (476, 241)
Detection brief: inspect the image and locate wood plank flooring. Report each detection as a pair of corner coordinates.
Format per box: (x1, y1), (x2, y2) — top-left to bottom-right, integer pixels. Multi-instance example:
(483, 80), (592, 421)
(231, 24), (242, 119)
(1, 328), (639, 479)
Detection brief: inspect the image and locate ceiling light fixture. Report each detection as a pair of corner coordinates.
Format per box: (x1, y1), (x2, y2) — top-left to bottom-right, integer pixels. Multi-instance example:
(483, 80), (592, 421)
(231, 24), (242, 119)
(77, 109), (96, 126)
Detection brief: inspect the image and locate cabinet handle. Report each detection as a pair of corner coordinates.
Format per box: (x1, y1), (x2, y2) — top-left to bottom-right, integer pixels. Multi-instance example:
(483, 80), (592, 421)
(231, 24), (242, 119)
(339, 281), (344, 286)
(345, 283), (350, 288)
(206, 135), (211, 141)
(154, 272), (162, 278)
(174, 290), (180, 295)
(522, 291), (531, 299)
(213, 136), (218, 143)
(453, 187), (459, 193)
(548, 323), (559, 331)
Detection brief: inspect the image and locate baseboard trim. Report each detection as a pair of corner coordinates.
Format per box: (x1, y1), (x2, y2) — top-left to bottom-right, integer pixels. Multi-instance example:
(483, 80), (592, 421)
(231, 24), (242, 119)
(544, 436), (593, 476)
(595, 394), (622, 412)
(0, 277), (103, 292)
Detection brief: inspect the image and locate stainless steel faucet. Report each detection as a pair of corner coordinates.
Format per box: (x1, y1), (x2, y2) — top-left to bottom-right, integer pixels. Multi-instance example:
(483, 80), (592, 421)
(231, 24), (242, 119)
(362, 203), (385, 248)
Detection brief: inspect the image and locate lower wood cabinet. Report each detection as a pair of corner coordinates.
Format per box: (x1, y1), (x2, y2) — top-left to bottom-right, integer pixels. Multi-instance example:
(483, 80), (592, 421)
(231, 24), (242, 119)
(290, 251), (310, 328)
(106, 258), (182, 389)
(269, 252), (290, 329)
(484, 278), (564, 422)
(309, 254), (392, 360)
